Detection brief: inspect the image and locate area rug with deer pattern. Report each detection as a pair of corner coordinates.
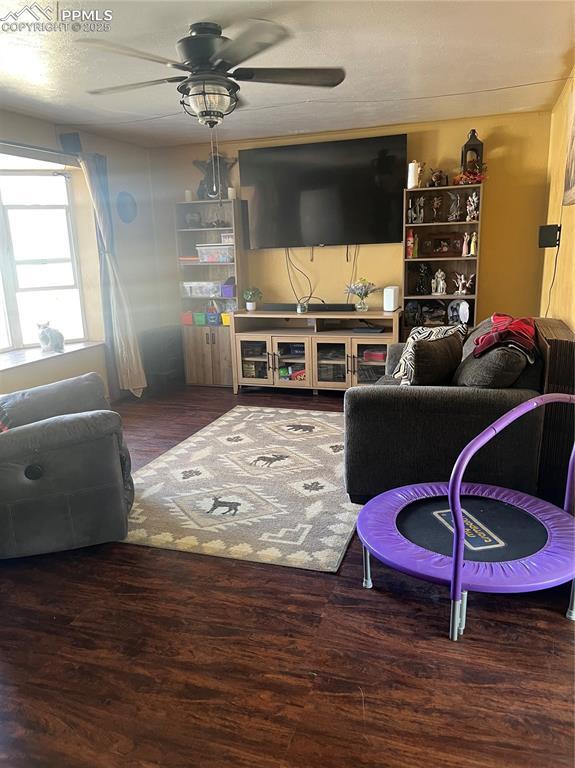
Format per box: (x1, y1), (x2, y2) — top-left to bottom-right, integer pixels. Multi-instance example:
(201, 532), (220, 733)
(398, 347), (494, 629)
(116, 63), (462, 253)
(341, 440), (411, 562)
(127, 406), (359, 572)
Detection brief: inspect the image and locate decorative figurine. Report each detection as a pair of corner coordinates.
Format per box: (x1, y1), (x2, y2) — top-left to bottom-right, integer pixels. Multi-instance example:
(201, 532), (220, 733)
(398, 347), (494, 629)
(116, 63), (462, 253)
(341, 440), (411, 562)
(448, 299), (470, 324)
(428, 168), (447, 187)
(405, 301), (423, 327)
(193, 153), (237, 200)
(466, 191), (480, 221)
(415, 195), (425, 223)
(447, 192), (461, 222)
(432, 195), (443, 221)
(415, 263), (432, 295)
(431, 269), (447, 296)
(461, 232), (470, 257)
(453, 273), (476, 295)
(406, 228), (415, 259)
(407, 198), (416, 224)
(413, 233), (419, 259)
(470, 231), (478, 255)
(407, 160), (426, 189)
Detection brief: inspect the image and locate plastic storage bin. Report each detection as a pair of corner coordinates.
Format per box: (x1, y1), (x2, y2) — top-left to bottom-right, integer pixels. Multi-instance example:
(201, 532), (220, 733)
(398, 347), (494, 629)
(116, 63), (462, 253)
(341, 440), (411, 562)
(196, 244), (235, 263)
(193, 312), (207, 326)
(181, 311), (194, 326)
(188, 281), (221, 297)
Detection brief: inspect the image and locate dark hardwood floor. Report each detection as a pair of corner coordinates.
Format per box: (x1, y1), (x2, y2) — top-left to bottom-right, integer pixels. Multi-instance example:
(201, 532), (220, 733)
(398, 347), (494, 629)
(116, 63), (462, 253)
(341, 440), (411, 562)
(0, 385), (572, 768)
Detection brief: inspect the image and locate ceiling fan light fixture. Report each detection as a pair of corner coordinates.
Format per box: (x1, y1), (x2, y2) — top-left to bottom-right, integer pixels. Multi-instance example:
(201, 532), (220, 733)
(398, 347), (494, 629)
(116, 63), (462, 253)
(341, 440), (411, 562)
(182, 80), (238, 127)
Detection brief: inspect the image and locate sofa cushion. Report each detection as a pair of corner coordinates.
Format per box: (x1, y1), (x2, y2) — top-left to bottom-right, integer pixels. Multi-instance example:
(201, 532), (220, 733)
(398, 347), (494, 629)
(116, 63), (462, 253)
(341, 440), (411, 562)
(393, 324), (467, 384)
(513, 353), (543, 391)
(409, 333), (463, 385)
(374, 375), (401, 386)
(462, 318), (492, 359)
(453, 346), (527, 388)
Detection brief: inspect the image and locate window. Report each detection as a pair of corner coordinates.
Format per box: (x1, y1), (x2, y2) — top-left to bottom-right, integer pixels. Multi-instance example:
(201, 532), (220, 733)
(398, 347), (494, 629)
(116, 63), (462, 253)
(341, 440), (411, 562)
(0, 154), (85, 350)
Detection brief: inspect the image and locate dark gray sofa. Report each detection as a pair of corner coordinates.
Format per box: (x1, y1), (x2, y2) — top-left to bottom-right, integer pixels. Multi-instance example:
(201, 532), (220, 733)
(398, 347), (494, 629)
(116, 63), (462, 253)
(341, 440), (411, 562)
(345, 322), (545, 504)
(0, 373), (133, 558)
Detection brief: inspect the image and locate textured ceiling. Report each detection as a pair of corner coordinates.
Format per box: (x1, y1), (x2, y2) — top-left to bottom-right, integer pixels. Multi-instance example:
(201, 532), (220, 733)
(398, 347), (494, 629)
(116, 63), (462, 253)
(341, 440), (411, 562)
(0, 0), (573, 146)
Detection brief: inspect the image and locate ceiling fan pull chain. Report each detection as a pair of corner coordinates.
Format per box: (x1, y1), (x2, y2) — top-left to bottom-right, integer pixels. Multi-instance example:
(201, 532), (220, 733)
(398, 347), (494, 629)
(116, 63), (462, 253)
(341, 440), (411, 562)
(210, 128), (217, 196)
(215, 125), (222, 205)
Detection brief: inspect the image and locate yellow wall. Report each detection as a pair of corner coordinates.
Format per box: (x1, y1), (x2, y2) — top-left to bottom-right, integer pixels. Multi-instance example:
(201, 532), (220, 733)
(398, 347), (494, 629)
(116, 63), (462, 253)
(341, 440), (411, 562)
(0, 344), (108, 395)
(540, 70), (575, 330)
(150, 110), (551, 321)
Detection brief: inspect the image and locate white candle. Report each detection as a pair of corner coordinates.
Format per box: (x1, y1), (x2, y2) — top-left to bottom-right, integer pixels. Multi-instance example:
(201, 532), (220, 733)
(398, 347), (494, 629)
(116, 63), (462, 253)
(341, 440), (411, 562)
(407, 162), (420, 190)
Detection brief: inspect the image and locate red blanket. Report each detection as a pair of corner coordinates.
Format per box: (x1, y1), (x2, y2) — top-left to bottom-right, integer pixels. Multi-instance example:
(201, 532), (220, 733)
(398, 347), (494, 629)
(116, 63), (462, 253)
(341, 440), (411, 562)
(473, 314), (536, 359)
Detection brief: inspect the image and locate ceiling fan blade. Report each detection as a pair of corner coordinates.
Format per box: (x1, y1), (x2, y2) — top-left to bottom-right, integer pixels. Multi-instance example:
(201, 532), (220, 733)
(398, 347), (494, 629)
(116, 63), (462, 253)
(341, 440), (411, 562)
(77, 39), (192, 72)
(210, 19), (289, 69)
(232, 67), (345, 87)
(87, 77), (187, 96)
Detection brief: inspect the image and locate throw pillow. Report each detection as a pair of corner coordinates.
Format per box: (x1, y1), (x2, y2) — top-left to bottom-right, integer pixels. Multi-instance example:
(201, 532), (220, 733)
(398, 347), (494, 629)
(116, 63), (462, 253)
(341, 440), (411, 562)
(408, 333), (463, 386)
(393, 324), (467, 384)
(452, 346), (527, 388)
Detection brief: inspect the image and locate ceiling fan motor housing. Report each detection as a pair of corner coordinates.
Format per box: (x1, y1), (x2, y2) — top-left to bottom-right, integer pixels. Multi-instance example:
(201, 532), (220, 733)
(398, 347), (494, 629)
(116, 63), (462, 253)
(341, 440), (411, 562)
(176, 22), (229, 71)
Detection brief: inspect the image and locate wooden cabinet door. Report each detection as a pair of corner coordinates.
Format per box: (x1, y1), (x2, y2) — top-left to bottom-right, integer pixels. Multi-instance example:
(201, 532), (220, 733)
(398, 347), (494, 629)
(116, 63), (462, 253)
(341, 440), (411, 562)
(236, 335), (274, 385)
(271, 336), (311, 388)
(312, 337), (351, 389)
(351, 338), (390, 386)
(183, 326), (214, 385)
(210, 326), (233, 387)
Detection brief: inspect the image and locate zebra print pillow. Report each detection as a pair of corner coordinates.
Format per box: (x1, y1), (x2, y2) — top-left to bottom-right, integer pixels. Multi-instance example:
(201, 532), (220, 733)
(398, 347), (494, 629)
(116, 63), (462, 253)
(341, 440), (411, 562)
(393, 324), (467, 385)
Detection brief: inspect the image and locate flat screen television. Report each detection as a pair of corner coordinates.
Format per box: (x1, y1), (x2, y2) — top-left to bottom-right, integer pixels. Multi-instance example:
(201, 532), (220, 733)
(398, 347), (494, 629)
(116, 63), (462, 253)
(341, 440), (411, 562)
(239, 134), (406, 249)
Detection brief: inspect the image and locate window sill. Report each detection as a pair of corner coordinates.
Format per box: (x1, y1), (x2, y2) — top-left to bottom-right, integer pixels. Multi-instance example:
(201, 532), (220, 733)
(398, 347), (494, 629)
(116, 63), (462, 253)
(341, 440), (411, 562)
(0, 341), (105, 373)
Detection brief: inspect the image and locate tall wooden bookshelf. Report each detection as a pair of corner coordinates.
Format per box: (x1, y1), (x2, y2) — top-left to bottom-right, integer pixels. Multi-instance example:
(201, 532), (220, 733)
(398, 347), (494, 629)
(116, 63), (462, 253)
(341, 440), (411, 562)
(176, 198), (246, 386)
(402, 183), (483, 339)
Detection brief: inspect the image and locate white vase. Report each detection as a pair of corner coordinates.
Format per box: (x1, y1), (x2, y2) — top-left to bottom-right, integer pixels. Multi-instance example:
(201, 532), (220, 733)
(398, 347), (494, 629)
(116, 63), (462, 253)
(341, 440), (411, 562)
(246, 301), (256, 311)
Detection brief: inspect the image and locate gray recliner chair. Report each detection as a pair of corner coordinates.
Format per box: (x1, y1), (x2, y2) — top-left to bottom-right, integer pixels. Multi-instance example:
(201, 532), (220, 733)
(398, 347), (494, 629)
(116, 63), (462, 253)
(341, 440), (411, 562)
(0, 372), (133, 558)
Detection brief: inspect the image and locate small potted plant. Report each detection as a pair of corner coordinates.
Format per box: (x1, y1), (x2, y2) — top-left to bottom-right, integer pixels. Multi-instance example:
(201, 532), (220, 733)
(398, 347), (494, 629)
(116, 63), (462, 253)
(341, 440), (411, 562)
(243, 287), (262, 311)
(345, 278), (378, 312)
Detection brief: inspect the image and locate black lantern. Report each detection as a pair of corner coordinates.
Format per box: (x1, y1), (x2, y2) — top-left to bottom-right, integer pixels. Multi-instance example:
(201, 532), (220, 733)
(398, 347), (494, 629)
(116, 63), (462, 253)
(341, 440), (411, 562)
(461, 129), (483, 174)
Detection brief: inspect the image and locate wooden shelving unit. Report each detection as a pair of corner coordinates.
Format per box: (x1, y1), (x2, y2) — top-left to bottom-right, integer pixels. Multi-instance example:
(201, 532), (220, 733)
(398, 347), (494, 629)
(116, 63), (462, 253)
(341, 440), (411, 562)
(402, 184), (482, 338)
(176, 199), (247, 387)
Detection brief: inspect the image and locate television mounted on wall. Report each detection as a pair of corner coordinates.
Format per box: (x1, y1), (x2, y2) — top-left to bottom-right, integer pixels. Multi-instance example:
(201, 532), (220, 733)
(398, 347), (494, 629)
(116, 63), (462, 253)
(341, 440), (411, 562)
(239, 134), (407, 249)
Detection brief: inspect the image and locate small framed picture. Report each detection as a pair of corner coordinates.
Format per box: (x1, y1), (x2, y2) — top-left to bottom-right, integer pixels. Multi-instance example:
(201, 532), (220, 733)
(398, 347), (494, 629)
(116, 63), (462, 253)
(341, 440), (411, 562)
(452, 236), (463, 252)
(433, 237), (451, 253)
(420, 238), (433, 255)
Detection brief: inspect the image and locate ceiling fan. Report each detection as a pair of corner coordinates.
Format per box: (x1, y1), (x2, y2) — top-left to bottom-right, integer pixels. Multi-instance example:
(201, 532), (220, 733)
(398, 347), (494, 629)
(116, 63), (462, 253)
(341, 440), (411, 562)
(81, 19), (346, 128)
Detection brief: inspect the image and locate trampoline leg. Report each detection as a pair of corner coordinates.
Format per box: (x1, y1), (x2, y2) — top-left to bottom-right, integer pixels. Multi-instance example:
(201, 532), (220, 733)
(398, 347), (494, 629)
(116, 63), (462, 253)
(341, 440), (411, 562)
(458, 591), (468, 636)
(362, 546), (373, 589)
(567, 581), (575, 621)
(449, 600), (461, 642)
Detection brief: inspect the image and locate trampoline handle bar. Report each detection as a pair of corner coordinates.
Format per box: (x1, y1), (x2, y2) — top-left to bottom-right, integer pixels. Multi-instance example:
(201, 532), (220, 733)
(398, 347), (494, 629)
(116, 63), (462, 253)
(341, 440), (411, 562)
(448, 393), (575, 601)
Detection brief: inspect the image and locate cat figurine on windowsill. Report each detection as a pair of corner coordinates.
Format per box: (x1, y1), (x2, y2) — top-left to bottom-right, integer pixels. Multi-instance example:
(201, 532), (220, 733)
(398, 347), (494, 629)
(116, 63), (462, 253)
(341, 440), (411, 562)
(38, 322), (65, 353)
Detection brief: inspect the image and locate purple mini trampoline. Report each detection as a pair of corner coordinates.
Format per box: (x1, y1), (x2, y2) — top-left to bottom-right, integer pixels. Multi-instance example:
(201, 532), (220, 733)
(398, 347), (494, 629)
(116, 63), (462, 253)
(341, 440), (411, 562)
(356, 393), (575, 641)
